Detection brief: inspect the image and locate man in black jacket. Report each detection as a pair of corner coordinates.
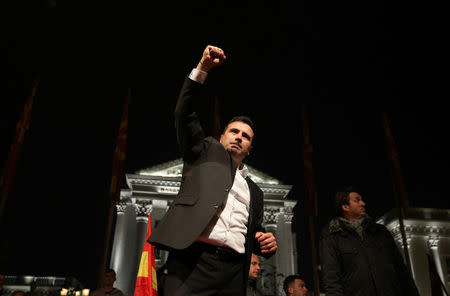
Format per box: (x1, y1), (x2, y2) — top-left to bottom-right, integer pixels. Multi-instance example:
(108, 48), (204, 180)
(320, 186), (420, 296)
(149, 45), (277, 295)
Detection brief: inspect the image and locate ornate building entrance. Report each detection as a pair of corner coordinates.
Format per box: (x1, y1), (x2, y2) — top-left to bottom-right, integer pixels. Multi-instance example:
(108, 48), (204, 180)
(109, 159), (296, 296)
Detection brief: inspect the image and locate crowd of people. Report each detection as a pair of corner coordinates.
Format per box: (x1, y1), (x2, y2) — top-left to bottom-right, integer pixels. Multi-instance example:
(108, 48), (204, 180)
(245, 253), (308, 296)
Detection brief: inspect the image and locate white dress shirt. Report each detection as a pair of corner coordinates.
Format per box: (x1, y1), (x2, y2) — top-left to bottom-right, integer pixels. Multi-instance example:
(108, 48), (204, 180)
(189, 67), (251, 253)
(197, 165), (250, 254)
(188, 68), (208, 84)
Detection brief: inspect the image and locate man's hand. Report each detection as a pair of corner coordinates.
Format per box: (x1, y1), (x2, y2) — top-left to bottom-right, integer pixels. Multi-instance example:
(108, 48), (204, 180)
(255, 232), (277, 254)
(196, 45), (226, 72)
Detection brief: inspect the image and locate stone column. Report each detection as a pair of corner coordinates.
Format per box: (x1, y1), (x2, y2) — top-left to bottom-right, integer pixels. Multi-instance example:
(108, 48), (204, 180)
(276, 203), (296, 277)
(151, 199), (170, 267)
(402, 234), (429, 296)
(428, 237), (446, 295)
(261, 206), (279, 296)
(114, 203), (138, 296)
(110, 202), (128, 277)
(128, 201), (152, 296)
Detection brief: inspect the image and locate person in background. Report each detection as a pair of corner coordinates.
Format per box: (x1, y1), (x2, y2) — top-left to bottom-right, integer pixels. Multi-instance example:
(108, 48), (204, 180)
(283, 275), (308, 296)
(247, 253), (263, 296)
(90, 269), (125, 296)
(12, 291), (26, 296)
(320, 186), (420, 296)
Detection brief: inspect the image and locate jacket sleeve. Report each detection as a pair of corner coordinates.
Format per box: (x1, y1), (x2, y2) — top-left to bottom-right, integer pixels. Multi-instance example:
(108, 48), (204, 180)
(320, 231), (344, 296)
(252, 207), (270, 258)
(174, 77), (208, 160)
(249, 185), (274, 258)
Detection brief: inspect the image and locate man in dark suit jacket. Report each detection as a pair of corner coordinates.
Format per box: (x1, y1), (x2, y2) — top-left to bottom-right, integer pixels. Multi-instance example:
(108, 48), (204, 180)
(149, 45), (277, 295)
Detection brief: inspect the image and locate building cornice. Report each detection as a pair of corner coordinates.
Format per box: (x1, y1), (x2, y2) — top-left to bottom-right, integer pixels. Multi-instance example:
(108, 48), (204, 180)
(125, 173), (293, 201)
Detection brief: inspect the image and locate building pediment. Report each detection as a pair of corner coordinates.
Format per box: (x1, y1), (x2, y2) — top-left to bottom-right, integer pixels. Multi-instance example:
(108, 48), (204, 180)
(125, 158), (293, 201)
(136, 158), (283, 185)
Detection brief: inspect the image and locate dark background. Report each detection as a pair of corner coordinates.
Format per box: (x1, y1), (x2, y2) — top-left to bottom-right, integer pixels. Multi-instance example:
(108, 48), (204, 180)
(0, 0), (447, 291)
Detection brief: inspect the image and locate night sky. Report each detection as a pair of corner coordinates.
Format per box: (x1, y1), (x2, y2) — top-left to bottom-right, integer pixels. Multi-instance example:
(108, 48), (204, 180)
(1, 1), (447, 292)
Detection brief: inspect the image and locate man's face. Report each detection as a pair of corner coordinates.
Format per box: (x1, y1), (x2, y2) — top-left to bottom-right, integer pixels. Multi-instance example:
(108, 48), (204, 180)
(249, 254), (261, 278)
(104, 272), (116, 287)
(220, 121), (253, 161)
(343, 192), (366, 220)
(290, 279), (308, 296)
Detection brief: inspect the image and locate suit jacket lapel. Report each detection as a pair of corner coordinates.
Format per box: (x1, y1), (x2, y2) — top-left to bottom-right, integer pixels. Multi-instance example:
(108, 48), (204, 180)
(245, 178), (258, 231)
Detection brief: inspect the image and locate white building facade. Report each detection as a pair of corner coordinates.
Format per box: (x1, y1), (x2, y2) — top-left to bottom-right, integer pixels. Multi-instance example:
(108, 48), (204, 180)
(378, 208), (450, 296)
(109, 159), (297, 296)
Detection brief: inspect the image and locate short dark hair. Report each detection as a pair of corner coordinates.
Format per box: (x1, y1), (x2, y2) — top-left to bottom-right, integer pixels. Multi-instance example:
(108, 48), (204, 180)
(334, 185), (360, 217)
(105, 268), (116, 276)
(223, 116), (255, 134)
(283, 274), (304, 295)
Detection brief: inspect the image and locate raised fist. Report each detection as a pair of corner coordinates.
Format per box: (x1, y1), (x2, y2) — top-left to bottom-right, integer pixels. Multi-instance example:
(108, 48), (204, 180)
(197, 45), (226, 72)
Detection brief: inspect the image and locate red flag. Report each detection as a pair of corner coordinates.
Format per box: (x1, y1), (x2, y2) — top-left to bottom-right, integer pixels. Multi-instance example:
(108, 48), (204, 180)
(134, 214), (158, 296)
(1, 78), (39, 197)
(381, 112), (413, 275)
(0, 77), (39, 220)
(300, 104), (318, 216)
(109, 89), (130, 203)
(99, 90), (131, 286)
(300, 104), (321, 296)
(381, 112), (409, 213)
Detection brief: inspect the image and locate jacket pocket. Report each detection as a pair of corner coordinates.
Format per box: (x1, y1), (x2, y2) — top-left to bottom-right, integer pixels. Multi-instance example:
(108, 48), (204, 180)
(342, 247), (358, 254)
(173, 194), (198, 206)
(341, 247), (359, 272)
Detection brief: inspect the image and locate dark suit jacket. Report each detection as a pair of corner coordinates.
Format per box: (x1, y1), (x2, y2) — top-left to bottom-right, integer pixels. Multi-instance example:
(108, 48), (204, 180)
(148, 76), (267, 278)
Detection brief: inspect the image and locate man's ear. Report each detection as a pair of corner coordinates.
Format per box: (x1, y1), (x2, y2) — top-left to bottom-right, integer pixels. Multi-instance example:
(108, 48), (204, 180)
(219, 134), (224, 144)
(248, 145), (253, 155)
(342, 204), (349, 213)
(288, 287), (294, 295)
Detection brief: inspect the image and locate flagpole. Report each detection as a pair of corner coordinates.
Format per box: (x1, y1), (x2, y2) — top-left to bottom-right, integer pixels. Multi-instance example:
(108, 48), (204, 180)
(98, 89), (131, 287)
(0, 77), (39, 224)
(381, 111), (413, 274)
(300, 104), (320, 296)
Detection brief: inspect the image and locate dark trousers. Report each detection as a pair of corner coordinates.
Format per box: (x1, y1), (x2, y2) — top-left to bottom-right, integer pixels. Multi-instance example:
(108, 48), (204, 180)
(164, 242), (246, 296)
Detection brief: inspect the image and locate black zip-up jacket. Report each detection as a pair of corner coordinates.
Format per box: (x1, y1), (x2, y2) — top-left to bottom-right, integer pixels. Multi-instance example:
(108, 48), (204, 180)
(320, 217), (420, 296)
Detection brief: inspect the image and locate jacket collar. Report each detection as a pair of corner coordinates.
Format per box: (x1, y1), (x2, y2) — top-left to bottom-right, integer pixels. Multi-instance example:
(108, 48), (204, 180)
(328, 215), (373, 234)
